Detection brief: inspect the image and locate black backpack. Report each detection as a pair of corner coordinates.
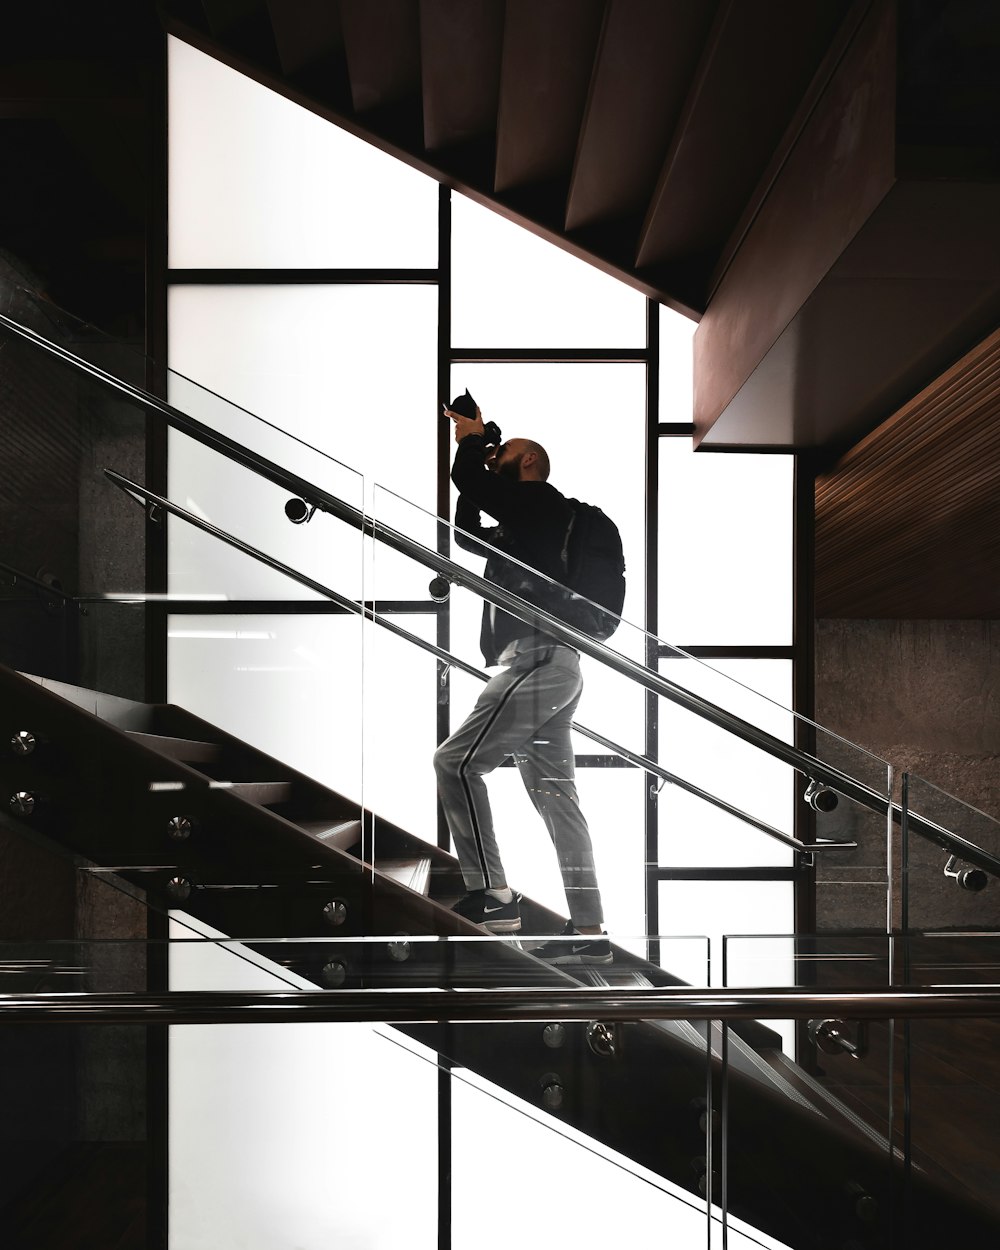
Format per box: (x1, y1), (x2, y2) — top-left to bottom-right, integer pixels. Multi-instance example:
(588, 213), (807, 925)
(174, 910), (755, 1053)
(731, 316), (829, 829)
(555, 500), (626, 641)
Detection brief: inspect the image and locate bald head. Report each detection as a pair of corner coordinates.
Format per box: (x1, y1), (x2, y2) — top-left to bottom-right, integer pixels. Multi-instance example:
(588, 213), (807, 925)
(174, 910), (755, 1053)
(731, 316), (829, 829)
(492, 437), (550, 482)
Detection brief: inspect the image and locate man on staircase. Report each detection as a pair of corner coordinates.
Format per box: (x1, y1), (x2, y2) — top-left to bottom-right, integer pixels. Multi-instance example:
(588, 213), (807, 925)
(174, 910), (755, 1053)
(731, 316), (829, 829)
(434, 395), (612, 965)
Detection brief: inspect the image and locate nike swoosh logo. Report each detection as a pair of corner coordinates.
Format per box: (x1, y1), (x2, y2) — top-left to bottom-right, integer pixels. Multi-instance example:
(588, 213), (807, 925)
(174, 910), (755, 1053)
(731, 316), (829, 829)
(484, 904), (508, 914)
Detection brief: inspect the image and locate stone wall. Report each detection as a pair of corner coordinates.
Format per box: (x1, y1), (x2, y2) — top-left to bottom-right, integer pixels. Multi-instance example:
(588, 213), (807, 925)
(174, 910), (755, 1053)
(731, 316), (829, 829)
(814, 619), (1000, 931)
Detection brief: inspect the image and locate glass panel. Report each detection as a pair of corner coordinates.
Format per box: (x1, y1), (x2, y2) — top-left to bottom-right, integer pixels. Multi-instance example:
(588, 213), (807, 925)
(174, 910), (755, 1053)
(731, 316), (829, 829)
(167, 612), (363, 805)
(452, 1064), (711, 1249)
(167, 37), (438, 268)
(167, 284), (438, 507)
(660, 308), (696, 421)
(450, 193), (647, 347)
(897, 932), (1000, 1241)
(168, 921), (439, 1250)
(658, 883), (795, 990)
(371, 477), (891, 957)
(658, 441), (793, 646)
(901, 772), (1000, 932)
(658, 659), (794, 868)
(721, 934), (895, 1250)
(447, 362), (647, 627)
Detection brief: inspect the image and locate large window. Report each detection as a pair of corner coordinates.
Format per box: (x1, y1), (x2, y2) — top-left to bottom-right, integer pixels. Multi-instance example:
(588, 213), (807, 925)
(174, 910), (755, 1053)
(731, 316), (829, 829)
(166, 34), (799, 1248)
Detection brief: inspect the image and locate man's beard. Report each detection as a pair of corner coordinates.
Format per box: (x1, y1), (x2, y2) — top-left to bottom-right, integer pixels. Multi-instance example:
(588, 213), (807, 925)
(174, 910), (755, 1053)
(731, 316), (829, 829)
(495, 455), (522, 480)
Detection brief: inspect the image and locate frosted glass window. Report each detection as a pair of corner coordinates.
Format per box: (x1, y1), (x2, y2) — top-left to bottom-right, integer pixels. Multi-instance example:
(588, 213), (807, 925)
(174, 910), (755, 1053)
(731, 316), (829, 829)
(658, 880), (794, 988)
(660, 308), (696, 422)
(170, 916), (437, 1249)
(451, 363), (646, 634)
(168, 37), (437, 268)
(168, 285), (438, 509)
(658, 660), (794, 867)
(452, 1067), (709, 1248)
(367, 616), (439, 848)
(166, 434), (363, 601)
(659, 442), (793, 645)
(167, 614), (362, 803)
(451, 194), (646, 346)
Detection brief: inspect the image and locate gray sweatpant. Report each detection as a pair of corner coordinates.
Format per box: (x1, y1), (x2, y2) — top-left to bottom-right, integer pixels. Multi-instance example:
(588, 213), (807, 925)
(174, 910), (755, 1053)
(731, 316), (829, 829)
(433, 641), (605, 929)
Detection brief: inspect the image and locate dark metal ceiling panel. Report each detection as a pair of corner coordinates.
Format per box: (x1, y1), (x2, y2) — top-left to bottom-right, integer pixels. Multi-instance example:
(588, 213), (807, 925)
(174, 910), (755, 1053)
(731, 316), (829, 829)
(494, 0), (604, 193)
(565, 0), (715, 232)
(339, 0), (422, 114)
(815, 329), (1000, 618)
(636, 0), (853, 272)
(419, 0), (504, 153)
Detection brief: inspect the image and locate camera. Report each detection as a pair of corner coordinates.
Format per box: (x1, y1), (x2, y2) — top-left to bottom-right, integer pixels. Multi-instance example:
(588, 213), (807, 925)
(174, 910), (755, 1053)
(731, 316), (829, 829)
(449, 389), (501, 448)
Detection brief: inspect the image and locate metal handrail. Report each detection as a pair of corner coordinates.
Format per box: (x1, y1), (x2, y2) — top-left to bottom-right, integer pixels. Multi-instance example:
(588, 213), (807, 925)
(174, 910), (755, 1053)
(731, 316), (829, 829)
(2, 311), (997, 878)
(1, 984), (1000, 1024)
(104, 470), (851, 858)
(0, 559), (74, 602)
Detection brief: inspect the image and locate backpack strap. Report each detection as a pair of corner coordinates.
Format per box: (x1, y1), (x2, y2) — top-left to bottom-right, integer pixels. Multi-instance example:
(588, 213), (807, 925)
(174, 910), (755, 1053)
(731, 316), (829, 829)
(560, 507), (576, 574)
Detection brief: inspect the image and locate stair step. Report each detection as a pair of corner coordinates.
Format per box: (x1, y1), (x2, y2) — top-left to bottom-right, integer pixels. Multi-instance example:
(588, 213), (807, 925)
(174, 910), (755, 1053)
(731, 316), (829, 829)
(375, 856), (432, 896)
(127, 730), (221, 765)
(208, 781), (293, 806)
(297, 819), (363, 851)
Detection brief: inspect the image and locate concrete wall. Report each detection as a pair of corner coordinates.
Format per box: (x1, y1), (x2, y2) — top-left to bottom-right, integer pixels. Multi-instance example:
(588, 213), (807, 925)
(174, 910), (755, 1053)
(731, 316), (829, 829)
(814, 619), (1000, 931)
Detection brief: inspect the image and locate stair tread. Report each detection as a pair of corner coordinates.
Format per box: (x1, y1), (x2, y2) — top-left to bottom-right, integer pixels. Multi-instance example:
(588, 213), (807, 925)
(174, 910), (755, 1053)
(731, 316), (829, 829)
(375, 856), (432, 896)
(209, 781), (293, 805)
(297, 818), (363, 850)
(127, 730), (221, 763)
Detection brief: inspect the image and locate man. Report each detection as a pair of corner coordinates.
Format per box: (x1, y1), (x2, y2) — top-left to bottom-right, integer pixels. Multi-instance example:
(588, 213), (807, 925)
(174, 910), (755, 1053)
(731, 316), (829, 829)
(433, 401), (611, 965)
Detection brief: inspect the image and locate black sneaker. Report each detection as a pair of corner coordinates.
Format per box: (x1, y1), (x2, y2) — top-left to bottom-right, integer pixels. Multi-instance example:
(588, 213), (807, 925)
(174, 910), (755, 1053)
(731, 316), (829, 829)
(534, 921), (613, 965)
(452, 889), (522, 933)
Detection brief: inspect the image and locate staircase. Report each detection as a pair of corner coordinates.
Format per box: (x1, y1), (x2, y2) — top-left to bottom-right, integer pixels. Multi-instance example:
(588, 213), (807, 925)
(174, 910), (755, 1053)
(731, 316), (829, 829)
(4, 662), (999, 1248)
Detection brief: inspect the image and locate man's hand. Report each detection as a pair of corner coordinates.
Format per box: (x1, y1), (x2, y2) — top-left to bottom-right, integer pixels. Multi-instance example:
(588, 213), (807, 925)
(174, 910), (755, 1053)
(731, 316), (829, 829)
(444, 404), (485, 444)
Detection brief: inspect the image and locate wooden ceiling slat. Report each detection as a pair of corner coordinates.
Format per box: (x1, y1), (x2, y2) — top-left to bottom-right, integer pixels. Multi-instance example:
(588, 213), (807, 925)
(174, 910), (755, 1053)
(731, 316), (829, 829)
(564, 0), (713, 232)
(494, 0), (604, 194)
(419, 0), (504, 154)
(636, 0), (851, 272)
(815, 329), (1000, 618)
(339, 0), (421, 114)
(265, 0), (344, 79)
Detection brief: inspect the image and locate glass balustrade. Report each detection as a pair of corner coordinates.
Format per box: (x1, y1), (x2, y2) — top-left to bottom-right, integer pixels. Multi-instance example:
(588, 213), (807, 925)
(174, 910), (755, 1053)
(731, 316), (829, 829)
(0, 930), (714, 1250)
(370, 481), (893, 970)
(900, 771), (1000, 933)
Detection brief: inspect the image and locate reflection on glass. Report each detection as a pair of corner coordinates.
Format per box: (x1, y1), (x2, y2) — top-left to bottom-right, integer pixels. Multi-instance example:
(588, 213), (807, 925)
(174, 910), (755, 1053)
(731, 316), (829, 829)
(168, 37), (438, 268)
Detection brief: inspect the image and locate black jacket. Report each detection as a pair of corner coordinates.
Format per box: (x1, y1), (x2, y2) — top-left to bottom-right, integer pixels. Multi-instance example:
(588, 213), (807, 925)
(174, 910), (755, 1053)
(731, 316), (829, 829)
(451, 434), (573, 664)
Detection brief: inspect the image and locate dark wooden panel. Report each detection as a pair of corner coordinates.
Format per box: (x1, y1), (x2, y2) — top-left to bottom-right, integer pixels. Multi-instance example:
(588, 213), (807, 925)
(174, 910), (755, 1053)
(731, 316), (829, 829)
(815, 328), (1000, 618)
(419, 0), (504, 153)
(701, 179), (1000, 450)
(565, 0), (714, 232)
(494, 0), (604, 192)
(693, 0), (896, 443)
(339, 0), (421, 113)
(265, 0), (344, 79)
(637, 0), (852, 271)
(200, 0), (279, 67)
